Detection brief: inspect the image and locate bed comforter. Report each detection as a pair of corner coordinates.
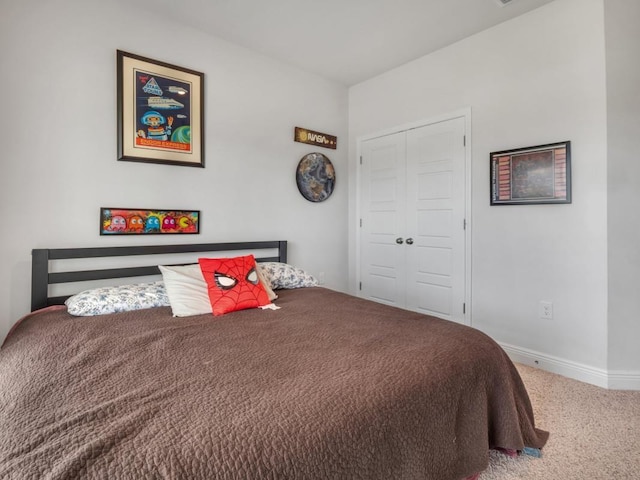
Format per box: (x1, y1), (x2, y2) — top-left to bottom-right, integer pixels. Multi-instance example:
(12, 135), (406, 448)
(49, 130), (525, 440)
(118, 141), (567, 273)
(0, 287), (547, 479)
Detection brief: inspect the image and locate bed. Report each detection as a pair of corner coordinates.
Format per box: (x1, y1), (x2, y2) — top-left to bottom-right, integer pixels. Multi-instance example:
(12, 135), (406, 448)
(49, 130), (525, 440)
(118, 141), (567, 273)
(0, 241), (548, 480)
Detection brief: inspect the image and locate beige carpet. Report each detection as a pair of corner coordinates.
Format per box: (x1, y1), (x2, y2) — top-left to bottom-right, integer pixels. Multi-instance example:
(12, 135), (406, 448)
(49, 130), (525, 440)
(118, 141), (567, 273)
(479, 363), (640, 480)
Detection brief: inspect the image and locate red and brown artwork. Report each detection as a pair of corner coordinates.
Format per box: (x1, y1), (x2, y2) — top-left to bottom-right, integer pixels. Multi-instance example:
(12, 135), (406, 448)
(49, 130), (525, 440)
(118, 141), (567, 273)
(490, 142), (571, 205)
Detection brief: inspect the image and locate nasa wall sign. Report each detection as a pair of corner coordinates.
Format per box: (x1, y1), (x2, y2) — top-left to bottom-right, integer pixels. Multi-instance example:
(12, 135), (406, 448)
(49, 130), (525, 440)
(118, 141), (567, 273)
(294, 127), (337, 150)
(117, 50), (205, 167)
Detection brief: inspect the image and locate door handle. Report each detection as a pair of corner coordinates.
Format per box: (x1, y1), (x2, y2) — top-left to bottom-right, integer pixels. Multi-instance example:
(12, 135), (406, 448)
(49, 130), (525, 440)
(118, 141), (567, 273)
(406, 238), (414, 245)
(395, 237), (404, 244)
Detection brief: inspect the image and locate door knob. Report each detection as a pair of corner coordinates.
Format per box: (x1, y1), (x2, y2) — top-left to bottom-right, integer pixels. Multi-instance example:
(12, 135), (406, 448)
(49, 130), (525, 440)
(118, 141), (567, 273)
(395, 237), (404, 244)
(406, 238), (414, 245)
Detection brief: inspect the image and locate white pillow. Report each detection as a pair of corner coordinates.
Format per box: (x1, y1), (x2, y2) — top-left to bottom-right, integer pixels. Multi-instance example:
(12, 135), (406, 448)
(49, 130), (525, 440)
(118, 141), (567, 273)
(65, 281), (169, 316)
(158, 264), (212, 317)
(258, 262), (318, 289)
(159, 263), (278, 317)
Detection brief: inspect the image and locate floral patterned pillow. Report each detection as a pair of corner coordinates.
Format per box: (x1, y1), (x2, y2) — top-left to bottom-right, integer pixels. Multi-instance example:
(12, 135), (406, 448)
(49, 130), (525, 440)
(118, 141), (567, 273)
(258, 262), (318, 290)
(65, 281), (170, 316)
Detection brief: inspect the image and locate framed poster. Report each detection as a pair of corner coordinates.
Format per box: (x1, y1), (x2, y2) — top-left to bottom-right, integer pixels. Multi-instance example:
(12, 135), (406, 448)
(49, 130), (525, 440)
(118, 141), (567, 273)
(490, 141), (571, 205)
(100, 208), (200, 235)
(117, 50), (204, 167)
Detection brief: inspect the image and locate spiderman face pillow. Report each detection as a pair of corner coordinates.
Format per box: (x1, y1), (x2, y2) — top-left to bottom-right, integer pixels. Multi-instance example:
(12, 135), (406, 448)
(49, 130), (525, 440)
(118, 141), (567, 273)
(198, 255), (270, 316)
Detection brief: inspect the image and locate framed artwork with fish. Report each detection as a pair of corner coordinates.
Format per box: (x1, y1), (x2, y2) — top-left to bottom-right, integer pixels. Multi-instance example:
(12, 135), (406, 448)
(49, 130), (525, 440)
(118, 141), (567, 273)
(117, 50), (204, 167)
(100, 208), (200, 235)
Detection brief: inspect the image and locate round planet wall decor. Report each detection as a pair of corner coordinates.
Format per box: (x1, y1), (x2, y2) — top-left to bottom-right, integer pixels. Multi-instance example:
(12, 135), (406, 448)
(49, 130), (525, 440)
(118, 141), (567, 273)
(296, 152), (335, 202)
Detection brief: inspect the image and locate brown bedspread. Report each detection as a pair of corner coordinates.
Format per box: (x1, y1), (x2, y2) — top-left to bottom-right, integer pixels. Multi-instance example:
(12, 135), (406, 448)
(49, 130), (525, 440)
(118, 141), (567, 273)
(0, 287), (547, 480)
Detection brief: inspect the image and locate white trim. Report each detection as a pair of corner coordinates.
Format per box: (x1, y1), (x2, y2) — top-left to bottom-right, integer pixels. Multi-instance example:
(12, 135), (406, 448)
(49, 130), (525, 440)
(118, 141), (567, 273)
(356, 108), (471, 143)
(463, 111), (472, 326)
(500, 342), (640, 391)
(500, 342), (608, 388)
(354, 108), (473, 325)
(607, 370), (640, 391)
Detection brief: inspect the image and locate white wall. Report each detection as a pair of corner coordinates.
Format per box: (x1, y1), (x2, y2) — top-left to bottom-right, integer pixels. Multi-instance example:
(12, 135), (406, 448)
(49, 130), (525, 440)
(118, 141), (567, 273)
(0, 0), (349, 341)
(349, 0), (610, 379)
(605, 0), (640, 376)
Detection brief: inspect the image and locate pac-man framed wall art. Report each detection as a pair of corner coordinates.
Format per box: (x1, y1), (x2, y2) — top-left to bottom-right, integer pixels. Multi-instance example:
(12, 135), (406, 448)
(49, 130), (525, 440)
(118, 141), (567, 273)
(100, 208), (200, 235)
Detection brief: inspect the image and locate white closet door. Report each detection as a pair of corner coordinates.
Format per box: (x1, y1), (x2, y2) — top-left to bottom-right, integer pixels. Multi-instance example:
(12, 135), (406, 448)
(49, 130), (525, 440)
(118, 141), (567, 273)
(405, 117), (466, 322)
(359, 132), (406, 307)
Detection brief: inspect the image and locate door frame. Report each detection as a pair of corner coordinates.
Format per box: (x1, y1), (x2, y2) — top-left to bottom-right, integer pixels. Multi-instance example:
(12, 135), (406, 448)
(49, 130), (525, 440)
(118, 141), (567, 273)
(355, 108), (473, 325)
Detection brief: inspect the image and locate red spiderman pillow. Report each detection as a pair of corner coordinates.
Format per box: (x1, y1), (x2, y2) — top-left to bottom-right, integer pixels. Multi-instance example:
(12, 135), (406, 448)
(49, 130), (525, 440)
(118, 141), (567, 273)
(198, 255), (270, 316)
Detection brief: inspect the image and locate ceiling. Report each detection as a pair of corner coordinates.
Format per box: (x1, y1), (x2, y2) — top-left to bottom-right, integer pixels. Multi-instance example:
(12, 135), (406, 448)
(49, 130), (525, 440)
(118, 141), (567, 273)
(135, 0), (557, 86)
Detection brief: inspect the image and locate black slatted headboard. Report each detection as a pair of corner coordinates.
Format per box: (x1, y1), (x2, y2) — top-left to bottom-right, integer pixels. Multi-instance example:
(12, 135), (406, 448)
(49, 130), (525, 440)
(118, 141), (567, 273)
(31, 241), (287, 311)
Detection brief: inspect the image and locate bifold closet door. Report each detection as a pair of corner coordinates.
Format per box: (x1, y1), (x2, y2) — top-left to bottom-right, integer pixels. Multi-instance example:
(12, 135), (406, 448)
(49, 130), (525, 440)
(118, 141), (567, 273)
(405, 118), (466, 321)
(359, 131), (406, 307)
(359, 116), (467, 323)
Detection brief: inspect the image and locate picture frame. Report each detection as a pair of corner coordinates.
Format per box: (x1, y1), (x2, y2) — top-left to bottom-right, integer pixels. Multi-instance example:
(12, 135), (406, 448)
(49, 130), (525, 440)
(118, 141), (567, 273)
(100, 208), (200, 235)
(490, 141), (571, 205)
(117, 50), (204, 167)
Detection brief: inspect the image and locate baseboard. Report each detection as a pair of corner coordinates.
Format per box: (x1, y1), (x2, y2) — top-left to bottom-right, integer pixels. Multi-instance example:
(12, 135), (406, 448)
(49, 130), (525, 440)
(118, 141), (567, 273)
(499, 342), (640, 390)
(607, 370), (640, 390)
